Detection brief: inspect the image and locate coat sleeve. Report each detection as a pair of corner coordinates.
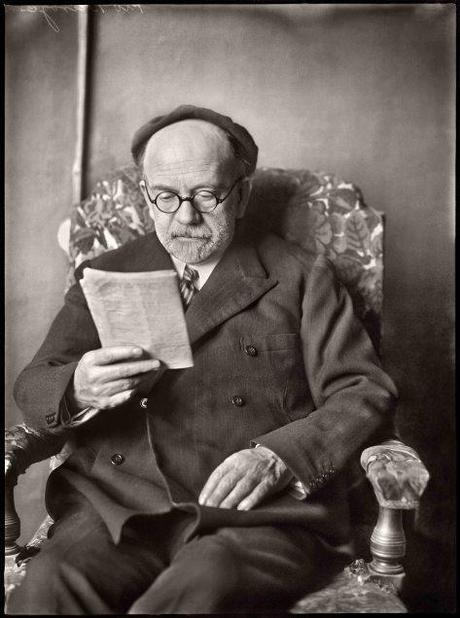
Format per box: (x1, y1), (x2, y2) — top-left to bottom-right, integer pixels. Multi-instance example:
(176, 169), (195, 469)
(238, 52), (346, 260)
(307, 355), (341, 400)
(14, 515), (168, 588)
(253, 255), (398, 495)
(13, 262), (100, 433)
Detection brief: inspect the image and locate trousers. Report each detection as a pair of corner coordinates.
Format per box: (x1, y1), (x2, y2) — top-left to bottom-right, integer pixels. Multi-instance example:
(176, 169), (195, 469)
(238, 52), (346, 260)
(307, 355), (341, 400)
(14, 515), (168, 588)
(7, 504), (350, 615)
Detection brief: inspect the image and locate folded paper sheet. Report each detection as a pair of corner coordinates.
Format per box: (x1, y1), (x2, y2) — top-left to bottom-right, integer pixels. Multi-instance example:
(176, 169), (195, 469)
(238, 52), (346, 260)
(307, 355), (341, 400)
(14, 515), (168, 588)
(81, 268), (193, 369)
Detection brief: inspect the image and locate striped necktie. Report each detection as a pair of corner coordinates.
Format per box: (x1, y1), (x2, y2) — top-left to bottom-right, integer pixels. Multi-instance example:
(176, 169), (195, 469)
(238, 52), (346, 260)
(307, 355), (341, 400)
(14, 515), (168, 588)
(180, 264), (199, 308)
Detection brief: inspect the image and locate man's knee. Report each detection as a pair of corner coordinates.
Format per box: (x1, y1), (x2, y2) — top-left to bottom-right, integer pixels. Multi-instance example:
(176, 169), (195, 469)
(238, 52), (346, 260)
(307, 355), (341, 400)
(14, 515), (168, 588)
(7, 552), (113, 615)
(130, 536), (242, 613)
(7, 551), (62, 614)
(183, 538), (242, 605)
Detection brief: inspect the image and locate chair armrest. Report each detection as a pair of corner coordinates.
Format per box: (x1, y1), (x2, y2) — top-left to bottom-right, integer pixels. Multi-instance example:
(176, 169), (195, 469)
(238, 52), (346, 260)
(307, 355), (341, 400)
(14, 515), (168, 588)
(5, 424), (67, 556)
(360, 440), (429, 583)
(6, 423), (68, 480)
(360, 439), (429, 509)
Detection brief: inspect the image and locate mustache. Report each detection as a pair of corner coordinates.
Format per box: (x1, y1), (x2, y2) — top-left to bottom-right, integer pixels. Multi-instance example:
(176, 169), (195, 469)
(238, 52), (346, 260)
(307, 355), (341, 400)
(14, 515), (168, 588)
(171, 229), (211, 239)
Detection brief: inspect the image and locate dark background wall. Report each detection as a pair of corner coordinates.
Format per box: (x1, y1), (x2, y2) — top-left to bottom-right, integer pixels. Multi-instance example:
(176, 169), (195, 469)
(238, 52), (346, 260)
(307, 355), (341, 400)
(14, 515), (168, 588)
(5, 4), (455, 612)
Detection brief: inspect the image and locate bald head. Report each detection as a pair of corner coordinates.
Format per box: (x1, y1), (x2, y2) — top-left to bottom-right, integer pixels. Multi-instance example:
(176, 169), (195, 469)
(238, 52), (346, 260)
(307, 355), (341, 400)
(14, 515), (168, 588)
(143, 120), (241, 180)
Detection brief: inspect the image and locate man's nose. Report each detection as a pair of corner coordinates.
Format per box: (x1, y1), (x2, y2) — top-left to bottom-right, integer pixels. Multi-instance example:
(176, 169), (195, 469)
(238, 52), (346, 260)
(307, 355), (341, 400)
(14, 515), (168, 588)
(175, 199), (202, 225)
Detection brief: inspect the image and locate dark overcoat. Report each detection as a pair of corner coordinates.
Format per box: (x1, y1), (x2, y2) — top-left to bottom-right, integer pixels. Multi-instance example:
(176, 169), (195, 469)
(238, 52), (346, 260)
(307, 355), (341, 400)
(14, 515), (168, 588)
(14, 229), (397, 547)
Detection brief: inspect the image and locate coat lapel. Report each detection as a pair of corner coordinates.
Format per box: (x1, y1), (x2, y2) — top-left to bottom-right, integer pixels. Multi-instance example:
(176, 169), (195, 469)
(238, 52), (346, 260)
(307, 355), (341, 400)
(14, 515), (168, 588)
(185, 233), (278, 346)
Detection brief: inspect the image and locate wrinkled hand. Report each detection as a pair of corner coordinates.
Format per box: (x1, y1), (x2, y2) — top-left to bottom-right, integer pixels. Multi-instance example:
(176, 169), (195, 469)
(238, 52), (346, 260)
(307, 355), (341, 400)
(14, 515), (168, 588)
(70, 345), (164, 411)
(198, 446), (293, 511)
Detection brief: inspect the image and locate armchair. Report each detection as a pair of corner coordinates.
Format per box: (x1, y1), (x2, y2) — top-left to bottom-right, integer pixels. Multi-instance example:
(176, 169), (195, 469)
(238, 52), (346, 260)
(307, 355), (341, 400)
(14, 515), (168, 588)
(5, 166), (429, 613)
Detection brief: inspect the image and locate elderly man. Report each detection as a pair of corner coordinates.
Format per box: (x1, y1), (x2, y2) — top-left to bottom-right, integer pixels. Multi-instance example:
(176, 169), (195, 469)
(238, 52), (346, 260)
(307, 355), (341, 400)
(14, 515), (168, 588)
(10, 105), (397, 614)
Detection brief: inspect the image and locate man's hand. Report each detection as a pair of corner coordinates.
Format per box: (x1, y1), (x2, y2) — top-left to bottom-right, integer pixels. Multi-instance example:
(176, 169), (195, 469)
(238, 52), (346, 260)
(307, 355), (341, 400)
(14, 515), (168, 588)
(69, 345), (163, 412)
(198, 446), (293, 511)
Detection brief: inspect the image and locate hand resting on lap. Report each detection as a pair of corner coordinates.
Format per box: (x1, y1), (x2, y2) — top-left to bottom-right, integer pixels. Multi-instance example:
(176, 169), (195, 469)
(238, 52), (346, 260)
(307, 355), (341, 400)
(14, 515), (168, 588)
(199, 446), (293, 511)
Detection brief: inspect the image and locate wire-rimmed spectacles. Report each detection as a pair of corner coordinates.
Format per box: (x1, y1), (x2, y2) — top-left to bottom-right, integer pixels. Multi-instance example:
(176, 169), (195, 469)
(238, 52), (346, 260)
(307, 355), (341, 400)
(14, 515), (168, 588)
(141, 176), (243, 214)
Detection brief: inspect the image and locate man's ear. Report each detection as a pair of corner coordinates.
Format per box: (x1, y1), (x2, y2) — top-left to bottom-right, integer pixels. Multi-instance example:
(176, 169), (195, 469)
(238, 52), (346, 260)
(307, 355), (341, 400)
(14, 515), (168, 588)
(139, 180), (156, 220)
(235, 177), (252, 219)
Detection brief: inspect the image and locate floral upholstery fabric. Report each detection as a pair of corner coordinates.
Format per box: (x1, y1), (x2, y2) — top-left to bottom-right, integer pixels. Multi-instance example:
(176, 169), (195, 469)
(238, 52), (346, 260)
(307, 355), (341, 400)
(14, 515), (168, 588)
(64, 166), (383, 347)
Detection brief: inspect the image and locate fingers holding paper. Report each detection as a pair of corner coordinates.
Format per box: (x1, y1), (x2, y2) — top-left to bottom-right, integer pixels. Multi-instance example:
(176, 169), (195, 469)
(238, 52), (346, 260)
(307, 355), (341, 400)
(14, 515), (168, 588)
(69, 345), (164, 411)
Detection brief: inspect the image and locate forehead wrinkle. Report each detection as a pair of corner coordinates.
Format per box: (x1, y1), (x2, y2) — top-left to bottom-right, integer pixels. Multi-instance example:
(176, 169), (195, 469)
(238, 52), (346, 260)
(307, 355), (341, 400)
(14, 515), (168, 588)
(147, 158), (223, 176)
(143, 119), (234, 176)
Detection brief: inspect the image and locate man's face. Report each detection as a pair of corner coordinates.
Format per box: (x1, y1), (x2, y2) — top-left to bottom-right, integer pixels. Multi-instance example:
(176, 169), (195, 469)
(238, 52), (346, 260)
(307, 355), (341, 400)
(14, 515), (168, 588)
(140, 120), (249, 264)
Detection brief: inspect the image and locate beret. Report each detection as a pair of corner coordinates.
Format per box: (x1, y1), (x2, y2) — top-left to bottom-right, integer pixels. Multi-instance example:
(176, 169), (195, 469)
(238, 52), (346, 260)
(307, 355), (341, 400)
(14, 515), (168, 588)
(131, 104), (258, 174)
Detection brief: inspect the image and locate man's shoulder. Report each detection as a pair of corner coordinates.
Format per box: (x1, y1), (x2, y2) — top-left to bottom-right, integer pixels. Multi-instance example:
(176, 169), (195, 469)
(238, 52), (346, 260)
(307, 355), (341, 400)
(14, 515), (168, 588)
(256, 232), (332, 277)
(75, 232), (167, 279)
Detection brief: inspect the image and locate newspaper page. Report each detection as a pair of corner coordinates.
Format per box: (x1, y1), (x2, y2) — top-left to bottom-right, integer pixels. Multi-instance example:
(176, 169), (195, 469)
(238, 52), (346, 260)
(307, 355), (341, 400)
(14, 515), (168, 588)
(80, 268), (193, 369)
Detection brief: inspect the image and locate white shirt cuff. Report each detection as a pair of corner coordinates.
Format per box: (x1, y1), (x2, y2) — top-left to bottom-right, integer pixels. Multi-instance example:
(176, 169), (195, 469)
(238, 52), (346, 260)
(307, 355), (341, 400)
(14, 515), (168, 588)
(66, 406), (101, 426)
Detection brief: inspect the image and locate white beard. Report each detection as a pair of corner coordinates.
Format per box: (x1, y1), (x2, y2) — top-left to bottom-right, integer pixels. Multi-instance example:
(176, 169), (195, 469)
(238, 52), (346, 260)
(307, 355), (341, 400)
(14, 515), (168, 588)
(158, 218), (236, 264)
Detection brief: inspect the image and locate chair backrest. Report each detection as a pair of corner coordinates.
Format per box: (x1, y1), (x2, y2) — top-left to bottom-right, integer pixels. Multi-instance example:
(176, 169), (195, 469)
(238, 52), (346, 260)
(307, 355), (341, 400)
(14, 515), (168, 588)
(63, 165), (383, 349)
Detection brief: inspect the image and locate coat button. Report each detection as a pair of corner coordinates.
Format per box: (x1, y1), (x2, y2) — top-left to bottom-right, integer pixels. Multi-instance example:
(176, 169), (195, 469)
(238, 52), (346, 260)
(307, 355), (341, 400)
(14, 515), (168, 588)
(231, 395), (245, 407)
(140, 398), (148, 409)
(111, 453), (124, 466)
(244, 345), (258, 357)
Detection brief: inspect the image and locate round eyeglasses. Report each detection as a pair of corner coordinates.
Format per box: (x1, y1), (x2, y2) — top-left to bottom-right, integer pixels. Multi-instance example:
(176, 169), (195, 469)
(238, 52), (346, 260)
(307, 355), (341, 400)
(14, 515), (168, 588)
(142, 176), (243, 214)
